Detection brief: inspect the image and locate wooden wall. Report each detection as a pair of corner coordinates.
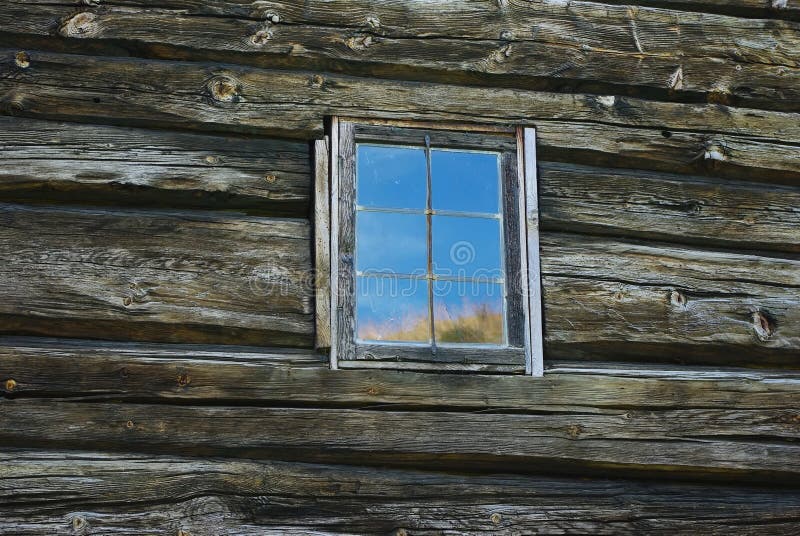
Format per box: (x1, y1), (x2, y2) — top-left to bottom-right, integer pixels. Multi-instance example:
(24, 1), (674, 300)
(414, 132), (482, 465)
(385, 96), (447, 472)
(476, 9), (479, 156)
(0, 0), (799, 533)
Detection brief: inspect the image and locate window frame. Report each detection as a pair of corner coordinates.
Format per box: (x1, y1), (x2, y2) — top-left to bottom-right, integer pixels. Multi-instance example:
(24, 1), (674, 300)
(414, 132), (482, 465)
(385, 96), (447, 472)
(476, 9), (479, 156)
(321, 118), (543, 376)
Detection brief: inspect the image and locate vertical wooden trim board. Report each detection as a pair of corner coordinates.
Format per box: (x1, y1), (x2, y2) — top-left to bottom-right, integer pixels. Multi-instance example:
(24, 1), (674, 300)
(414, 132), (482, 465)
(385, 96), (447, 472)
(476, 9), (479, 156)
(313, 137), (331, 350)
(328, 118), (340, 369)
(522, 127), (545, 377)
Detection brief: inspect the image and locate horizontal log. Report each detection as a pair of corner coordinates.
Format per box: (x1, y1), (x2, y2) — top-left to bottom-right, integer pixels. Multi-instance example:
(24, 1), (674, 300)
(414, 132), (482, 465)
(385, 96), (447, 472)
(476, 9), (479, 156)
(1, 399), (799, 483)
(0, 204), (313, 346)
(2, 337), (800, 411)
(2, 50), (800, 171)
(539, 162), (800, 252)
(540, 234), (800, 366)
(3, 1), (799, 111)
(0, 116), (310, 215)
(1, 449), (799, 534)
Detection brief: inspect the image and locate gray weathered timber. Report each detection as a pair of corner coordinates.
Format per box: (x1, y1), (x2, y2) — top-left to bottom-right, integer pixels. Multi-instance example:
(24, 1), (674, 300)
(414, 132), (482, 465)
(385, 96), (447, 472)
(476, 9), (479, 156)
(313, 137), (331, 349)
(3, 2), (800, 110)
(2, 449), (800, 535)
(3, 50), (800, 156)
(540, 234), (800, 366)
(2, 338), (800, 410)
(0, 116), (310, 215)
(1, 399), (800, 482)
(539, 162), (800, 253)
(0, 204), (313, 346)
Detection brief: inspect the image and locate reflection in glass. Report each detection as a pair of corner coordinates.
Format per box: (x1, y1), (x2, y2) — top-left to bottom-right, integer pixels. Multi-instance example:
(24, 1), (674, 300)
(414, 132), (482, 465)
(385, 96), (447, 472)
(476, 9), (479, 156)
(432, 281), (504, 344)
(431, 150), (500, 213)
(356, 212), (427, 274)
(432, 215), (502, 276)
(357, 276), (430, 342)
(357, 145), (426, 209)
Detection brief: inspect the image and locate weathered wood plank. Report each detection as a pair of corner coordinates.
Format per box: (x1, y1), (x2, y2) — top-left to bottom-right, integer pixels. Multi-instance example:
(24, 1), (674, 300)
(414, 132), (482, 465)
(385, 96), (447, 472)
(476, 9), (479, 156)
(541, 234), (800, 366)
(1, 399), (799, 482)
(3, 1), (800, 110)
(539, 162), (800, 252)
(2, 338), (800, 411)
(2, 449), (799, 535)
(1, 449), (799, 535)
(0, 204), (313, 346)
(2, 50), (800, 179)
(0, 116), (310, 215)
(313, 137), (331, 349)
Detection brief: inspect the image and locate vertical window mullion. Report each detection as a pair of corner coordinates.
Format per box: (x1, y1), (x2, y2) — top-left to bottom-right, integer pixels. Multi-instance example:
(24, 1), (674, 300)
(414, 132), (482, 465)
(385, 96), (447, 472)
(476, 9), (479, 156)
(424, 135), (437, 353)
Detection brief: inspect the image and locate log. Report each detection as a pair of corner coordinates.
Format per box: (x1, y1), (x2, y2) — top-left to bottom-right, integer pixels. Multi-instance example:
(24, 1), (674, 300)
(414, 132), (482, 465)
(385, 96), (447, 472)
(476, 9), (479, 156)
(0, 116), (310, 216)
(2, 1), (799, 110)
(540, 234), (800, 366)
(539, 162), (800, 253)
(0, 203), (313, 346)
(1, 449), (799, 535)
(2, 337), (799, 411)
(1, 399), (799, 482)
(2, 50), (800, 176)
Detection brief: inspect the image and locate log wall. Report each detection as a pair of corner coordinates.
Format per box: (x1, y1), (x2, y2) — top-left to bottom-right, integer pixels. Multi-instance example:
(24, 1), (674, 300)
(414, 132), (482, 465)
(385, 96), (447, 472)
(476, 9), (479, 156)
(0, 0), (798, 532)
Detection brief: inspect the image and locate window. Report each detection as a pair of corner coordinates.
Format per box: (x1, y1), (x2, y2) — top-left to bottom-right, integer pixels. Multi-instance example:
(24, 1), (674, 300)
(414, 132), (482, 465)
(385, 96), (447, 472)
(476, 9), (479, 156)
(319, 119), (543, 375)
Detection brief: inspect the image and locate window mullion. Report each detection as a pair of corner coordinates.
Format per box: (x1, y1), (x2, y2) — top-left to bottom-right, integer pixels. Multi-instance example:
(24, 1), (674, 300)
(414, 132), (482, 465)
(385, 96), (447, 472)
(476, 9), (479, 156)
(424, 135), (437, 353)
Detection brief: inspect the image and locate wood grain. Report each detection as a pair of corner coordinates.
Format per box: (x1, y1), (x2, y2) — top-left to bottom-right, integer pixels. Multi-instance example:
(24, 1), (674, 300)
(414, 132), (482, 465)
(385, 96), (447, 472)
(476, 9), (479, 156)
(312, 137), (331, 349)
(1, 398), (800, 482)
(540, 234), (800, 366)
(0, 204), (313, 346)
(2, 337), (799, 411)
(0, 116), (310, 215)
(539, 162), (800, 253)
(2, 449), (799, 535)
(3, 1), (800, 110)
(2, 50), (800, 177)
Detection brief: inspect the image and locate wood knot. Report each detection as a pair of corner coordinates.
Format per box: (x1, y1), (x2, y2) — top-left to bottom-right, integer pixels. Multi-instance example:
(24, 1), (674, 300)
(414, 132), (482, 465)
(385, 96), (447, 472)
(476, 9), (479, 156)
(14, 51), (30, 69)
(346, 34), (373, 51)
(177, 373), (191, 387)
(204, 155), (220, 165)
(490, 513), (502, 525)
(707, 86), (732, 106)
(125, 420), (135, 429)
(71, 515), (88, 533)
(310, 74), (324, 89)
(59, 12), (98, 38)
(394, 530), (408, 536)
(366, 16), (380, 29)
(266, 12), (280, 23)
(250, 28), (273, 47)
(752, 310), (775, 341)
(669, 290), (687, 307)
(4, 379), (17, 392)
(122, 296), (133, 307)
(667, 65), (684, 91)
(566, 423), (584, 439)
(264, 173), (277, 183)
(703, 143), (727, 162)
(2, 90), (27, 114)
(500, 30), (514, 40)
(205, 75), (242, 103)
(366, 386), (379, 396)
(177, 530), (191, 536)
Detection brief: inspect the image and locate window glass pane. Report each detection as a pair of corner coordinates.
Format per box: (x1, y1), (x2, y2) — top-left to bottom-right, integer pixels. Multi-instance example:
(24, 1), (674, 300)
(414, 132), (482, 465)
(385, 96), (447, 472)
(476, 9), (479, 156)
(357, 276), (429, 342)
(357, 145), (426, 209)
(431, 150), (500, 213)
(432, 216), (502, 277)
(433, 281), (504, 344)
(356, 212), (427, 274)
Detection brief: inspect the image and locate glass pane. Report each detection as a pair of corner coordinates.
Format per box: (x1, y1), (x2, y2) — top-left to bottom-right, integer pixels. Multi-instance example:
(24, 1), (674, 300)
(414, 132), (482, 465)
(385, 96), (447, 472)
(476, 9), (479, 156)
(433, 281), (504, 344)
(357, 145), (426, 209)
(357, 212), (427, 275)
(432, 216), (502, 278)
(431, 150), (500, 213)
(357, 276), (430, 342)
